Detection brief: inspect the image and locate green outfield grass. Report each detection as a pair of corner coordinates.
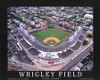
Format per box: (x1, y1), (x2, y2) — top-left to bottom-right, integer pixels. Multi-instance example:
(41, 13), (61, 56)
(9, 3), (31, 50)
(32, 29), (70, 46)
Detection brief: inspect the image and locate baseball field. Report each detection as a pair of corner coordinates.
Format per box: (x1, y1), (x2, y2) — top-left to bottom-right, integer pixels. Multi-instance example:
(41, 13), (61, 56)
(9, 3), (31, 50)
(32, 29), (70, 46)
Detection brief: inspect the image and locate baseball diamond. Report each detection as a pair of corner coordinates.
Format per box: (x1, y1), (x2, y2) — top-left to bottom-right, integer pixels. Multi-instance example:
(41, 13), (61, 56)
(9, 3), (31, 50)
(32, 29), (70, 46)
(46, 39), (57, 46)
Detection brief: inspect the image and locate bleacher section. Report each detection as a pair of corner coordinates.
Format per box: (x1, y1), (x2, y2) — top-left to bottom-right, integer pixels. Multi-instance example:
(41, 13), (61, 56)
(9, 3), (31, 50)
(17, 35), (23, 39)
(20, 40), (31, 48)
(71, 41), (81, 50)
(58, 49), (73, 58)
(82, 29), (87, 35)
(17, 50), (34, 65)
(79, 35), (84, 41)
(28, 48), (40, 56)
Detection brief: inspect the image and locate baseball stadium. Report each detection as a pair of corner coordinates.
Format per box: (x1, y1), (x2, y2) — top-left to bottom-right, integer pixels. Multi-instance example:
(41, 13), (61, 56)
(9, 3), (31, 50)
(15, 23), (86, 70)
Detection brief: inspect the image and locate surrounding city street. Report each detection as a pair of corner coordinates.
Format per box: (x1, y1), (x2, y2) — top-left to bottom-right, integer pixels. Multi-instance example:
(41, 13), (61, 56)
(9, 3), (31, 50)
(60, 43), (93, 71)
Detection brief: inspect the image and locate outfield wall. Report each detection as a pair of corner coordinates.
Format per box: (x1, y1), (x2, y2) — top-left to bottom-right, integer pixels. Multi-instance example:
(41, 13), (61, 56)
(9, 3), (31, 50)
(29, 26), (48, 34)
(53, 24), (67, 31)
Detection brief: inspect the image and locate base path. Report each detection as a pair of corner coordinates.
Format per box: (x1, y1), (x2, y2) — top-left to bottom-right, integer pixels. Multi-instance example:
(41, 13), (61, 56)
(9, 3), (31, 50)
(43, 37), (60, 43)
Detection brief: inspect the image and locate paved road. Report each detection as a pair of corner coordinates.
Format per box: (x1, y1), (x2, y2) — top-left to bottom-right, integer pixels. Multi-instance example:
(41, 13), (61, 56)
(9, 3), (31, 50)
(8, 60), (27, 71)
(60, 43), (93, 71)
(8, 58), (41, 71)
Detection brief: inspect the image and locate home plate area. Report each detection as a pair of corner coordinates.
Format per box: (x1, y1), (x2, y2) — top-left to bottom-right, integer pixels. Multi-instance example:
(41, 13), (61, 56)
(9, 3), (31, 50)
(43, 37), (60, 46)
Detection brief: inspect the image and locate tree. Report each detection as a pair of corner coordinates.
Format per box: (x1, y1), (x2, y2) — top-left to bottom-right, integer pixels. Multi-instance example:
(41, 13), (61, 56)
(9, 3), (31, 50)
(31, 25), (35, 28)
(71, 28), (75, 31)
(68, 18), (72, 21)
(47, 19), (51, 24)
(17, 17), (23, 22)
(11, 21), (15, 24)
(48, 14), (53, 17)
(87, 33), (93, 38)
(82, 39), (89, 45)
(59, 24), (63, 27)
(87, 22), (93, 26)
(77, 20), (82, 25)
(48, 26), (53, 29)
(41, 18), (46, 20)
(64, 26), (70, 29)
(61, 9), (66, 12)
(26, 23), (31, 27)
(15, 23), (19, 27)
(23, 21), (26, 24)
